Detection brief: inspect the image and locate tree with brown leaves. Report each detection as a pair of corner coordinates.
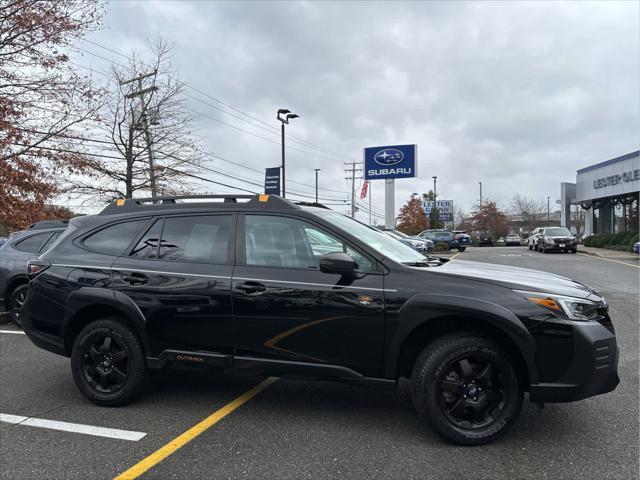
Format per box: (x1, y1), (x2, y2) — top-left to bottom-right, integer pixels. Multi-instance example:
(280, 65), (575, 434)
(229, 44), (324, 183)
(0, 0), (104, 232)
(396, 195), (429, 235)
(468, 201), (509, 239)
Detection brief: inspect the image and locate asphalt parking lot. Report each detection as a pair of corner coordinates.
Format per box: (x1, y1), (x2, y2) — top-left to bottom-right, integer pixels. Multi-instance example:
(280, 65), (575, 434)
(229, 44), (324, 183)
(1, 246), (638, 480)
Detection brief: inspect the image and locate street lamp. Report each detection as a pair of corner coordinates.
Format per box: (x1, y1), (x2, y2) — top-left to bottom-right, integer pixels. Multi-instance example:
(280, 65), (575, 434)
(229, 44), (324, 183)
(277, 108), (300, 198)
(547, 196), (551, 223)
(314, 168), (321, 204)
(432, 176), (437, 199)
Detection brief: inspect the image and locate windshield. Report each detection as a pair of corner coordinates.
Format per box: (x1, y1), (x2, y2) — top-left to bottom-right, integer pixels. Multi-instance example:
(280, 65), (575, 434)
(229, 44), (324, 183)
(317, 211), (426, 263)
(545, 228), (571, 236)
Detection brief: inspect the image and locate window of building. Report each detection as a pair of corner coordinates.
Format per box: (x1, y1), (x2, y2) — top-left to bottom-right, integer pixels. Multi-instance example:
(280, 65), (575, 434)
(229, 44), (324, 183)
(158, 215), (231, 263)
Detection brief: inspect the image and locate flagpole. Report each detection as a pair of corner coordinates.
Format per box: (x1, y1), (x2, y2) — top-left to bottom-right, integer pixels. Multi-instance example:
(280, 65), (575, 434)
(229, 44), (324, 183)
(369, 182), (372, 225)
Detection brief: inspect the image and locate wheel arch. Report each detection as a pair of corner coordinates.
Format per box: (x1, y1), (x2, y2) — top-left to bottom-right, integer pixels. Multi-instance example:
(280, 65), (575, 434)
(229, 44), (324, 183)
(386, 295), (538, 388)
(4, 275), (28, 308)
(62, 288), (150, 356)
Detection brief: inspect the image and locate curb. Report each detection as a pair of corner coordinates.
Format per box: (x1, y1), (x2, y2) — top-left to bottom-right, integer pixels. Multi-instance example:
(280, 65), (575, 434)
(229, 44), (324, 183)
(578, 250), (602, 258)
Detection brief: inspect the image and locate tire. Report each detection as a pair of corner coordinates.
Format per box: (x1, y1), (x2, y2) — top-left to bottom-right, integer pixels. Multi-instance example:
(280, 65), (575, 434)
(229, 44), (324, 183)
(528, 244), (532, 251)
(540, 243), (546, 253)
(458, 247), (466, 252)
(571, 249), (577, 254)
(71, 317), (147, 406)
(411, 333), (523, 446)
(8, 284), (28, 328)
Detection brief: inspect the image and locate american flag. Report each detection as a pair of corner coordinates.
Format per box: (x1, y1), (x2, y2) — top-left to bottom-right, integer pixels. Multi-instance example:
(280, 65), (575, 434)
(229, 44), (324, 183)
(359, 180), (369, 199)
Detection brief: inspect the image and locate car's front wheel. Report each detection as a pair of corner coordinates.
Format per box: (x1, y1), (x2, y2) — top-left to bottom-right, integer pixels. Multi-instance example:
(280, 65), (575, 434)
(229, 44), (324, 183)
(71, 317), (148, 406)
(458, 247), (466, 252)
(8, 284), (28, 328)
(411, 333), (523, 445)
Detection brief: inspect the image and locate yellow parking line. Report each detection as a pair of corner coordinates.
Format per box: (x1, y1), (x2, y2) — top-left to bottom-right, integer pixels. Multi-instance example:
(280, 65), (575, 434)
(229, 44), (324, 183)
(578, 253), (639, 269)
(113, 377), (278, 480)
(449, 252), (461, 260)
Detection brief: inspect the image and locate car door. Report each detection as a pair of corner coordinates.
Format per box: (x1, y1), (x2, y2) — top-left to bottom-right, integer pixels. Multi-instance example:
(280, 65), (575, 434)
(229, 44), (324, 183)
(111, 214), (235, 357)
(232, 213), (386, 378)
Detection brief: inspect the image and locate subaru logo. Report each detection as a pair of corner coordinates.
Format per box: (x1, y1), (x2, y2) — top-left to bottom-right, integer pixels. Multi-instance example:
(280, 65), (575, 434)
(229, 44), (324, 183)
(374, 148), (404, 166)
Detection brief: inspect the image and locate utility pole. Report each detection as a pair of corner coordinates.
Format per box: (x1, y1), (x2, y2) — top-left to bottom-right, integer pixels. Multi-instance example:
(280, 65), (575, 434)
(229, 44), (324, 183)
(122, 70), (159, 198)
(547, 196), (551, 223)
(432, 176), (437, 199)
(479, 181), (483, 208)
(314, 168), (321, 204)
(345, 161), (363, 219)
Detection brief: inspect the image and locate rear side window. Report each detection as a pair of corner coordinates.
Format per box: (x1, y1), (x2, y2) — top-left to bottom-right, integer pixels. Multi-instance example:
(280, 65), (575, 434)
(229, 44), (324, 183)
(40, 231), (61, 253)
(158, 215), (231, 263)
(83, 219), (148, 255)
(13, 233), (52, 253)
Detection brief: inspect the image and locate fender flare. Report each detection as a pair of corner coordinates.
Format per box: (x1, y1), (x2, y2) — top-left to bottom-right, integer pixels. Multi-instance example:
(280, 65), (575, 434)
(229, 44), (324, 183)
(62, 287), (151, 354)
(384, 294), (538, 384)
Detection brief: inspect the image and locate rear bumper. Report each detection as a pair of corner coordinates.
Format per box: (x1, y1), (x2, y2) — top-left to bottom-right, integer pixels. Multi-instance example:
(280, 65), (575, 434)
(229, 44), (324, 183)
(529, 322), (619, 403)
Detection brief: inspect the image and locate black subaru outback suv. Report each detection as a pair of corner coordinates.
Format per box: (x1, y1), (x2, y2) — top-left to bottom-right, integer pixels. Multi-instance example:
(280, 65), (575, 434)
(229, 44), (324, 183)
(21, 194), (619, 445)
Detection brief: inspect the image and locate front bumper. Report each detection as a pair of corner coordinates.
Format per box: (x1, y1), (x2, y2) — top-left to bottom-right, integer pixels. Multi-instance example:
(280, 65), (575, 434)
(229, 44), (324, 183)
(529, 321), (619, 403)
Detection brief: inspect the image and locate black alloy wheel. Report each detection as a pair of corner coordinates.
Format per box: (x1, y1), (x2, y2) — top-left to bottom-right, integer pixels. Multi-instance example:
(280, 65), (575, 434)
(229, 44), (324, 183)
(8, 284), (28, 328)
(71, 318), (147, 406)
(81, 334), (129, 394)
(437, 355), (507, 430)
(411, 333), (523, 445)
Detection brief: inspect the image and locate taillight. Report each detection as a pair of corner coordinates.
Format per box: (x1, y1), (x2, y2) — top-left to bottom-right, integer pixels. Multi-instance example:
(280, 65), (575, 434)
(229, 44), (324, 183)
(27, 261), (51, 279)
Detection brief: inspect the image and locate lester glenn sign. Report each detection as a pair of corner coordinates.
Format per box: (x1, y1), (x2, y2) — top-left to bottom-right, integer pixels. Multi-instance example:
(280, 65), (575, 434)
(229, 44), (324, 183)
(364, 144), (417, 180)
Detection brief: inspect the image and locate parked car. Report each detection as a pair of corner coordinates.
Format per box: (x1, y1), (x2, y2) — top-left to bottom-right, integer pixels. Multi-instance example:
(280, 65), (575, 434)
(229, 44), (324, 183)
(538, 227), (578, 253)
(477, 232), (493, 246)
(22, 194), (619, 445)
(452, 231), (471, 250)
(496, 237), (506, 246)
(0, 237), (7, 247)
(633, 241), (639, 254)
(384, 230), (432, 253)
(528, 227), (543, 251)
(505, 234), (522, 246)
(418, 230), (462, 251)
(0, 220), (68, 327)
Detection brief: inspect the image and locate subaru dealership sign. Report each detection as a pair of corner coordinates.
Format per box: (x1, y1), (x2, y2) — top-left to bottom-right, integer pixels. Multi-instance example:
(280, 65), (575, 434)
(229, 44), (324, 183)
(424, 200), (454, 222)
(364, 144), (417, 180)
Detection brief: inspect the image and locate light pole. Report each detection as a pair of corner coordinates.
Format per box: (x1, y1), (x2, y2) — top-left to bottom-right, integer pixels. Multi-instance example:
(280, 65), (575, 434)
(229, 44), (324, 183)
(314, 168), (321, 204)
(277, 108), (299, 198)
(547, 196), (551, 223)
(432, 176), (438, 199)
(479, 181), (483, 208)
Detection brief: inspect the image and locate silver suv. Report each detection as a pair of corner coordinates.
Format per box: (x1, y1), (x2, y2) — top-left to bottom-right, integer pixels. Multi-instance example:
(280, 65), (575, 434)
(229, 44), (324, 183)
(537, 227), (578, 254)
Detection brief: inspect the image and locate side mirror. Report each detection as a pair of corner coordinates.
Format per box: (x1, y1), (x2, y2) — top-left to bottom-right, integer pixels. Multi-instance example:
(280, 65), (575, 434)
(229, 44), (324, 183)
(319, 252), (357, 274)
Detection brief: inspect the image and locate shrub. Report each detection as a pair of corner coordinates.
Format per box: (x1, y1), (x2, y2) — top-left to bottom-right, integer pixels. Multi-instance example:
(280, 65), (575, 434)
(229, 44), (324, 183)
(434, 242), (449, 252)
(584, 231), (639, 249)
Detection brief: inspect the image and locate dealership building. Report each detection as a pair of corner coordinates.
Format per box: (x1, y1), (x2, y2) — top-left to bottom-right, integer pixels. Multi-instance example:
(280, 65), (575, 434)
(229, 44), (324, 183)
(560, 151), (639, 236)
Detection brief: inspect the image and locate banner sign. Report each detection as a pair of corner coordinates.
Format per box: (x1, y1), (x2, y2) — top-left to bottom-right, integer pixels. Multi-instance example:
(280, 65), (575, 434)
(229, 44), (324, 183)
(424, 200), (454, 222)
(363, 144), (417, 180)
(264, 167), (281, 195)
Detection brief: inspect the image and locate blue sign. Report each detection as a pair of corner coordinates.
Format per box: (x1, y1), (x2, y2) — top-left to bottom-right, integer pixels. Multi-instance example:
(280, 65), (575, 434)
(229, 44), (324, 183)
(424, 200), (454, 223)
(364, 144), (417, 180)
(264, 167), (281, 195)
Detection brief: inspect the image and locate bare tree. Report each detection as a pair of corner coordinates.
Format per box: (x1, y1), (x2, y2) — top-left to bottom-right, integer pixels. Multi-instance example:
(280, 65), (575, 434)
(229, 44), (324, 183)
(510, 194), (547, 232)
(0, 0), (104, 231)
(72, 40), (202, 201)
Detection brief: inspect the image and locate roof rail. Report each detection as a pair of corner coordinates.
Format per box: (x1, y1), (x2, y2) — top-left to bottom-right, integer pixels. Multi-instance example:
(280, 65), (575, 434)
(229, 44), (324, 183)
(99, 193), (300, 215)
(292, 201), (330, 210)
(27, 220), (69, 230)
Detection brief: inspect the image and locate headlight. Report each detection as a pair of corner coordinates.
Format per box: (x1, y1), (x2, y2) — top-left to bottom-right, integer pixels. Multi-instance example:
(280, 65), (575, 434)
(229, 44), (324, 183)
(544, 236), (552, 243)
(517, 291), (602, 321)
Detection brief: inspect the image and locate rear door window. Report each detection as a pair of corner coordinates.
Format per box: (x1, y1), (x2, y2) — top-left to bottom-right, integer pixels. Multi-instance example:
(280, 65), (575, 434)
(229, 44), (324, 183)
(130, 219), (163, 259)
(158, 215), (231, 264)
(83, 219), (148, 255)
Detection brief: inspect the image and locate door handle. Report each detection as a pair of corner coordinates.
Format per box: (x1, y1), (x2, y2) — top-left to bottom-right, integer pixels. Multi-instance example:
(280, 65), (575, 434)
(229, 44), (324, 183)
(235, 281), (266, 295)
(122, 273), (149, 286)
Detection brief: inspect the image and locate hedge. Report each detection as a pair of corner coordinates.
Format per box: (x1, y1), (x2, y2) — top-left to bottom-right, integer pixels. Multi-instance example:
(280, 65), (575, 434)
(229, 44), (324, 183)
(583, 231), (639, 251)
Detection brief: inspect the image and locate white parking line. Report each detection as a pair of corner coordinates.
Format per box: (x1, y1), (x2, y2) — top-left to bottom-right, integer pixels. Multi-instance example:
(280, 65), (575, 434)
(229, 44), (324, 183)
(0, 413), (146, 441)
(0, 330), (25, 335)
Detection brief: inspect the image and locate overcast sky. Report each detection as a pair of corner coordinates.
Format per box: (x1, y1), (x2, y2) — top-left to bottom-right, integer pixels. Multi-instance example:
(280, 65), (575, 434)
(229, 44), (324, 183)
(72, 0), (639, 222)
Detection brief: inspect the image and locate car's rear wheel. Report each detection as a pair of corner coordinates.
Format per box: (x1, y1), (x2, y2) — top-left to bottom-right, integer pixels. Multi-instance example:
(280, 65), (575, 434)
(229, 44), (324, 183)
(411, 333), (523, 445)
(71, 317), (147, 406)
(8, 284), (28, 328)
(458, 247), (466, 252)
(528, 244), (532, 251)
